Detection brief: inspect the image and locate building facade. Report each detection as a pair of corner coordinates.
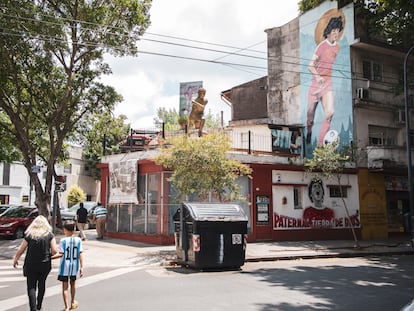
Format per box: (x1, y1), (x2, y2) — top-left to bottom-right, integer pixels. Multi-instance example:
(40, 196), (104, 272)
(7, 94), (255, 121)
(98, 0), (413, 244)
(0, 145), (99, 209)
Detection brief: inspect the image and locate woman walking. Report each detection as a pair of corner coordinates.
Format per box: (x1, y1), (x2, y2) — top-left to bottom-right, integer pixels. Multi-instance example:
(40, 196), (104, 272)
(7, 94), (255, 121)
(13, 215), (59, 311)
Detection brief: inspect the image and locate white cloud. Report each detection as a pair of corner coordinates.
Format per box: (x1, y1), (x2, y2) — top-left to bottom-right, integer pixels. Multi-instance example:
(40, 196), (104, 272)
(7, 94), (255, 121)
(103, 0), (299, 129)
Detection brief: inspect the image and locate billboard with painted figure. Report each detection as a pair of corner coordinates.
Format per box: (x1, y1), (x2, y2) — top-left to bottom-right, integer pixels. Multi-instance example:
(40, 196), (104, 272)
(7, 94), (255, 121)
(179, 81), (203, 116)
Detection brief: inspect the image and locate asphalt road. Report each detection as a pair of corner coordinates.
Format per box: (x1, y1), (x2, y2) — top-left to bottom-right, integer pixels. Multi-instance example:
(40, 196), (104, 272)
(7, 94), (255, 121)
(1, 255), (414, 311)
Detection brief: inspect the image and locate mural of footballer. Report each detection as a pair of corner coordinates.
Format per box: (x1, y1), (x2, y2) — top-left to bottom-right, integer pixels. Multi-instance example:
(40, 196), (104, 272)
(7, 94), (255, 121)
(303, 179), (335, 228)
(306, 9), (345, 146)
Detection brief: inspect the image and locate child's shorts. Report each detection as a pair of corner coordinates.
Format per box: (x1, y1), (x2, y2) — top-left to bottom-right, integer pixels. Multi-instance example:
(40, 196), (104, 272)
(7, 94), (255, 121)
(58, 275), (77, 282)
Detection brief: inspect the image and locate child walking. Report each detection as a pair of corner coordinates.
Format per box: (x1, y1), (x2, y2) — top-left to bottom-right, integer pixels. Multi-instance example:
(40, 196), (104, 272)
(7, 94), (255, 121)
(54, 221), (84, 311)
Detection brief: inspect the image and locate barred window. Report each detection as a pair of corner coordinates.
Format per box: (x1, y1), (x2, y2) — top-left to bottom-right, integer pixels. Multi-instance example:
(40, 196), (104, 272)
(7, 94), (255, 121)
(329, 186), (348, 198)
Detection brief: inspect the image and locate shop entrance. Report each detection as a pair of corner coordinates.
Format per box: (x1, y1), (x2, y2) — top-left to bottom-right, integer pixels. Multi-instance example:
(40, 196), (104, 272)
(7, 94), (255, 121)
(386, 191), (410, 234)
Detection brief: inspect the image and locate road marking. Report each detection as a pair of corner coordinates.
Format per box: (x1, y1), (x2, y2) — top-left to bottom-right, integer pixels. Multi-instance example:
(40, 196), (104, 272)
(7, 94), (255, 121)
(0, 266), (143, 311)
(0, 276), (25, 282)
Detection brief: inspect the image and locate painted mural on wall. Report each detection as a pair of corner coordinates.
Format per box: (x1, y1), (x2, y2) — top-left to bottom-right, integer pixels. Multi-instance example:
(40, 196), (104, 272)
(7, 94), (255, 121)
(273, 179), (360, 230)
(271, 128), (302, 155)
(300, 1), (354, 156)
(108, 159), (138, 204)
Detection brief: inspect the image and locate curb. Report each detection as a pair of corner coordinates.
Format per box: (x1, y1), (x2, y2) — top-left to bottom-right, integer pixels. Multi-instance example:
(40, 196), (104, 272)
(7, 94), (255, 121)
(244, 250), (414, 262)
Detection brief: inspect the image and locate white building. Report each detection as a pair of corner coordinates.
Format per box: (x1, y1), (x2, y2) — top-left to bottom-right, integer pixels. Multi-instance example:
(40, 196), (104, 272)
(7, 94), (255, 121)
(0, 145), (99, 208)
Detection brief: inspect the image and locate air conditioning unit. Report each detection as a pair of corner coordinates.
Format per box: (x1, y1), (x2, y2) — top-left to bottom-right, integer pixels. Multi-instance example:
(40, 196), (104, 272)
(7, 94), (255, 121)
(357, 88), (369, 99)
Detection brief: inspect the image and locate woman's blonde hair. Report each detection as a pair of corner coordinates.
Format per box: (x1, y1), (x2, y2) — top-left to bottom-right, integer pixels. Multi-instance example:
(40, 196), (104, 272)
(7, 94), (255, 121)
(25, 215), (53, 238)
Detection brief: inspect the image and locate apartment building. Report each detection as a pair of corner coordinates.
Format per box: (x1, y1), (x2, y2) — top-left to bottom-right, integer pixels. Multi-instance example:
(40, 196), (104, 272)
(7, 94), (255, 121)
(225, 0), (412, 240)
(0, 145), (99, 209)
(97, 0), (413, 244)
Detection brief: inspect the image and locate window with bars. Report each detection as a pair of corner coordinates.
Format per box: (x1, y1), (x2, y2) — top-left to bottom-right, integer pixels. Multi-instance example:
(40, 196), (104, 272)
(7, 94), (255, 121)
(329, 186), (348, 198)
(368, 125), (397, 146)
(293, 187), (302, 209)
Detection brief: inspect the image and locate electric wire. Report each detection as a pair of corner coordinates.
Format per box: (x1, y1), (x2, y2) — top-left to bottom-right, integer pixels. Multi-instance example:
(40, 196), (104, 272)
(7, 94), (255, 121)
(0, 7), (404, 86)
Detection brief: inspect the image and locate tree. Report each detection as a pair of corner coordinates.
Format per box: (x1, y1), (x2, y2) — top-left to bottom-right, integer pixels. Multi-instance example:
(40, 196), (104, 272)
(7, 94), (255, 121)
(304, 141), (360, 247)
(298, 0), (325, 13)
(0, 0), (151, 216)
(363, 0), (414, 49)
(78, 112), (130, 180)
(156, 107), (180, 131)
(0, 113), (21, 162)
(154, 132), (252, 202)
(156, 107), (222, 131)
(67, 185), (86, 207)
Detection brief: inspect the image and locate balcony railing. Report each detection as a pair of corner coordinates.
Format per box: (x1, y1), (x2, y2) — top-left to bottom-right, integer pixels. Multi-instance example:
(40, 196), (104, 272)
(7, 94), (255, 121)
(124, 126), (303, 161)
(367, 145), (413, 171)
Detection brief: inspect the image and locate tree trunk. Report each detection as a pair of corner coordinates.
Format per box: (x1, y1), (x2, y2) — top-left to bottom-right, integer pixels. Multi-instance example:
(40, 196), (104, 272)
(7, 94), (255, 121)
(338, 176), (359, 248)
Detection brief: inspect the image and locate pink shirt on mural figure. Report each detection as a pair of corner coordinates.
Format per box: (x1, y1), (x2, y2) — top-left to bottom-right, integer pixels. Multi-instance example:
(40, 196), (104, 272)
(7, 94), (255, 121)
(307, 39), (340, 103)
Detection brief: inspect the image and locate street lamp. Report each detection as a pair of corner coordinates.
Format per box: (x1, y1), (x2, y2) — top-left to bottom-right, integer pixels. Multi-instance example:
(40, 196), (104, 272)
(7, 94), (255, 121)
(404, 44), (414, 249)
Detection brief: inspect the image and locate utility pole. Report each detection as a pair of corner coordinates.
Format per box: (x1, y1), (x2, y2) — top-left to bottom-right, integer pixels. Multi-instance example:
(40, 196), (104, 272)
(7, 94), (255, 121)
(404, 45), (414, 249)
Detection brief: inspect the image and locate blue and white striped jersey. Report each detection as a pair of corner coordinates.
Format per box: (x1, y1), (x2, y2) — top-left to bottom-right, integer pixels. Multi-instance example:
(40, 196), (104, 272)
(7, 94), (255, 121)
(58, 236), (83, 277)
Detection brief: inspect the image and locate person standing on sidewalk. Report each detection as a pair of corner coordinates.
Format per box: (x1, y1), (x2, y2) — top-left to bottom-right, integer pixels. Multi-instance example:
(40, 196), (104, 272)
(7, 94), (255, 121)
(13, 215), (59, 311)
(54, 220), (84, 311)
(76, 202), (87, 241)
(93, 202), (107, 240)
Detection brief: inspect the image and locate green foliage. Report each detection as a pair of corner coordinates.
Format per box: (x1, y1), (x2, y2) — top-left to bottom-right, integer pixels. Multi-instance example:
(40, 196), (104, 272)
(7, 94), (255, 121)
(204, 110), (222, 129)
(156, 107), (221, 131)
(154, 132), (252, 202)
(156, 107), (180, 131)
(298, 0), (325, 13)
(0, 0), (151, 215)
(74, 112), (130, 180)
(364, 0), (414, 48)
(0, 113), (21, 162)
(177, 115), (188, 126)
(305, 141), (359, 246)
(304, 141), (349, 180)
(67, 185), (87, 207)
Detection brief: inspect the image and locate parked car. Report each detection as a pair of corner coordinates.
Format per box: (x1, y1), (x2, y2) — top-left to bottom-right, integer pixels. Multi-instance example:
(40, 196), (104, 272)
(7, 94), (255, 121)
(402, 298), (414, 311)
(0, 206), (38, 239)
(60, 201), (98, 229)
(0, 204), (14, 216)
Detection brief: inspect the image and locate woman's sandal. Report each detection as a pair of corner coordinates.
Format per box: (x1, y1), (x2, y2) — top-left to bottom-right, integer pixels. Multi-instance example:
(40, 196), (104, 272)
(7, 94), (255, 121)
(70, 301), (78, 310)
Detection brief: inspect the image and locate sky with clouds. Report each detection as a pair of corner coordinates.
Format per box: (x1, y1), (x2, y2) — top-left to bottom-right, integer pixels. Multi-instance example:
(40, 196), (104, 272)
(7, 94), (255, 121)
(101, 1), (299, 129)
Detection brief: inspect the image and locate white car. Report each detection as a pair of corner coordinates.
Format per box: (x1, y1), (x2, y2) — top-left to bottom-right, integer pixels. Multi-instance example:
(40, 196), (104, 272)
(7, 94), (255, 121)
(60, 201), (98, 228)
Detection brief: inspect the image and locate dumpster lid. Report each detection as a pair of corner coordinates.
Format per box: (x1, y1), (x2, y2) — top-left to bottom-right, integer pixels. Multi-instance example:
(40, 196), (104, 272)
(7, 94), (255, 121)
(182, 202), (247, 221)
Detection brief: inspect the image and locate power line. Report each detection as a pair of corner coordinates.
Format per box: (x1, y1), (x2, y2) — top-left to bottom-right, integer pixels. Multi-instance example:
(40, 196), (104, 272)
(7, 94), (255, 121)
(1, 28), (395, 88)
(0, 8), (402, 84)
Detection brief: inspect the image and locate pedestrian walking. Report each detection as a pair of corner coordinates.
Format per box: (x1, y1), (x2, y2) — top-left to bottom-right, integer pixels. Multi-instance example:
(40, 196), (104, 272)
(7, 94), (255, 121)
(76, 202), (87, 241)
(93, 202), (107, 240)
(54, 220), (84, 311)
(13, 215), (59, 311)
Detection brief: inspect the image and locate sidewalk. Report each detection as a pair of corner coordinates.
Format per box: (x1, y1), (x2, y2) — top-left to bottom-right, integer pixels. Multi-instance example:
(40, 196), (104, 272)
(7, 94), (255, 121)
(1, 230), (413, 267)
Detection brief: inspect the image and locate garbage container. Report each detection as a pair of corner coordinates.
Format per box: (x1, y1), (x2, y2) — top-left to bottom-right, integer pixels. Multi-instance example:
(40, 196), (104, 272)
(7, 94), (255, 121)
(173, 202), (248, 270)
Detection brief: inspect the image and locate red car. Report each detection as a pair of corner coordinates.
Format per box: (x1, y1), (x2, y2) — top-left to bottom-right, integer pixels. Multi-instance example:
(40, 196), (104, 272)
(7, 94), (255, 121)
(0, 206), (38, 239)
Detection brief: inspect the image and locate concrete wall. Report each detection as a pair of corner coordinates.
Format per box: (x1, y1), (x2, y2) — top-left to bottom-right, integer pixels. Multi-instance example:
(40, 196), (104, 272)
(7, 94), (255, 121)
(265, 18), (301, 126)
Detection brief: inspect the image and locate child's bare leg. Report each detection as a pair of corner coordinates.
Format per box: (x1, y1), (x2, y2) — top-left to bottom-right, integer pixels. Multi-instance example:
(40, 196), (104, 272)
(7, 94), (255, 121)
(62, 281), (69, 310)
(70, 279), (78, 309)
(70, 279), (76, 303)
